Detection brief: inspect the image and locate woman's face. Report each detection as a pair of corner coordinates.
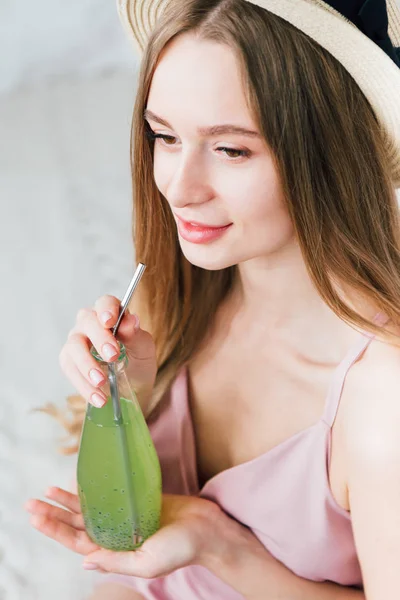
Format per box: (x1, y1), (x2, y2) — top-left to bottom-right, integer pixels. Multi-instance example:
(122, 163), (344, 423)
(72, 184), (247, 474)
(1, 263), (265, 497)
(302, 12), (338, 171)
(145, 33), (295, 270)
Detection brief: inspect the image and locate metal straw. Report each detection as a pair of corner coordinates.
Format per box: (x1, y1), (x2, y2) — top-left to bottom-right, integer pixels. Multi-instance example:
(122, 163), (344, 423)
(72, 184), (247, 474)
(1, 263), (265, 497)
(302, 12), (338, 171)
(112, 262), (147, 337)
(108, 262), (146, 423)
(105, 263), (146, 546)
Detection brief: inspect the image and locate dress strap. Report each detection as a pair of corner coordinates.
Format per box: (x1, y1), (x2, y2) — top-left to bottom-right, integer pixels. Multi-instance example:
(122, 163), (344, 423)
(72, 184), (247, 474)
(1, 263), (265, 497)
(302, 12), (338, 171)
(322, 312), (389, 427)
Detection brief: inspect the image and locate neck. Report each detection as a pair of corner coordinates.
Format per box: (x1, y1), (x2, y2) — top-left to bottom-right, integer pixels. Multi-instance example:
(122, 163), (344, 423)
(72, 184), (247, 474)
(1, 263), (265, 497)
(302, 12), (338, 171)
(233, 243), (329, 327)
(227, 242), (373, 354)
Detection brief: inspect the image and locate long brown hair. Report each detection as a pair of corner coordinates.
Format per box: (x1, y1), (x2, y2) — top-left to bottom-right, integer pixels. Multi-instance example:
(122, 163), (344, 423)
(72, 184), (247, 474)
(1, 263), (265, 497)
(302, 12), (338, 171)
(49, 0), (400, 452)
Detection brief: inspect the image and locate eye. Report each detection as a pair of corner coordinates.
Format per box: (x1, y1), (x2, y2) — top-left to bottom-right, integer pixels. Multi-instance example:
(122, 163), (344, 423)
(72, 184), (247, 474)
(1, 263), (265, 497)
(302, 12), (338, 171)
(145, 124), (251, 160)
(154, 134), (176, 145)
(217, 147), (250, 159)
(145, 127), (176, 146)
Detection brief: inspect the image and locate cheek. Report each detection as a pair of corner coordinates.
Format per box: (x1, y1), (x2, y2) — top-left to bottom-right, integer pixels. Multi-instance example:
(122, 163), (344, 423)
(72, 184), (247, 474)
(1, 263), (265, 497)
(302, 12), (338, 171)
(241, 191), (287, 225)
(237, 194), (294, 255)
(230, 166), (295, 250)
(228, 162), (288, 225)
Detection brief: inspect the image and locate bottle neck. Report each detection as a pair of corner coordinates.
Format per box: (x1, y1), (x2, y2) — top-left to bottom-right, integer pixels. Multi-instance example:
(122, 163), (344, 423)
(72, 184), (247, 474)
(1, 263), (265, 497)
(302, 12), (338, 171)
(87, 341), (137, 420)
(91, 341), (128, 373)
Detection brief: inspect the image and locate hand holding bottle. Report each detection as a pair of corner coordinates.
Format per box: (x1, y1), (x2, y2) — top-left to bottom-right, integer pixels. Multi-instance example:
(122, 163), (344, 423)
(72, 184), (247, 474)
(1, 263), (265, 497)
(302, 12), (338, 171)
(26, 488), (230, 577)
(58, 291), (162, 552)
(59, 295), (157, 410)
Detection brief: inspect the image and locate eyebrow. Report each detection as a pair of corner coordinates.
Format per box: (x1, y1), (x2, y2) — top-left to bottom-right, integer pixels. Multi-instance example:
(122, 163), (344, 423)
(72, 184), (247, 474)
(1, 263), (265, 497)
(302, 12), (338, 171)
(144, 109), (261, 139)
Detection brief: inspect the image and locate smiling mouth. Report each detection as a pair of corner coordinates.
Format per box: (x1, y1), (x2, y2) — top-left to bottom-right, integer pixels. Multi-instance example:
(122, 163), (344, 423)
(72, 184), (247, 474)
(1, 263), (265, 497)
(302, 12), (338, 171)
(175, 215), (233, 245)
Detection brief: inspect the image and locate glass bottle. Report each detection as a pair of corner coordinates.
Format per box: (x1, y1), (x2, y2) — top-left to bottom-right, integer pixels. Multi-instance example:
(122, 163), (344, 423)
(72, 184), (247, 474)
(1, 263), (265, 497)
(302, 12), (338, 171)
(77, 342), (162, 551)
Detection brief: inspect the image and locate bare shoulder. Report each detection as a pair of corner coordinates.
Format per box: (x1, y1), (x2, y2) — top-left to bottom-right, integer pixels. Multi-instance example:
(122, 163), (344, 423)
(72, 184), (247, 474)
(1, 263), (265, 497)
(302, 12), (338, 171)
(341, 321), (400, 465)
(340, 323), (400, 594)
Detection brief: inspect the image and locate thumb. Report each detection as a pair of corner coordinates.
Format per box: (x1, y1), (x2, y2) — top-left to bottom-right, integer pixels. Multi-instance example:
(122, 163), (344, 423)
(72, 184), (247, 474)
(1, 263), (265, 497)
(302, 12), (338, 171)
(115, 313), (157, 408)
(83, 546), (151, 578)
(116, 314), (155, 360)
(84, 524), (195, 578)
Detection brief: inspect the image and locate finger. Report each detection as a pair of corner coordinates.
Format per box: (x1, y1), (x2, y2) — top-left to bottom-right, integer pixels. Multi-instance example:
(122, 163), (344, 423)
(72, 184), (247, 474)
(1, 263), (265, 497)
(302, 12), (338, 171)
(29, 513), (99, 555)
(61, 334), (107, 390)
(124, 322), (156, 362)
(113, 316), (157, 412)
(93, 307), (146, 361)
(45, 487), (83, 514)
(59, 354), (107, 408)
(83, 565), (108, 574)
(73, 309), (120, 363)
(93, 295), (124, 329)
(113, 312), (140, 344)
(84, 547), (149, 577)
(24, 499), (85, 530)
(85, 524), (195, 579)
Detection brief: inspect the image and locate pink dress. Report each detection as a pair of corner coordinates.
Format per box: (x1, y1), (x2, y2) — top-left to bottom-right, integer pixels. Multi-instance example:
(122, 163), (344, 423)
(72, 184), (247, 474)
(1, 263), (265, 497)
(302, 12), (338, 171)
(100, 313), (387, 598)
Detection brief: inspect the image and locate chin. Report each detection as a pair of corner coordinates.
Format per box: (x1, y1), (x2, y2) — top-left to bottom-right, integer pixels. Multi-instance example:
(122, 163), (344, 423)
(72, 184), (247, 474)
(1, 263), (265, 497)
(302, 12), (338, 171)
(179, 243), (239, 271)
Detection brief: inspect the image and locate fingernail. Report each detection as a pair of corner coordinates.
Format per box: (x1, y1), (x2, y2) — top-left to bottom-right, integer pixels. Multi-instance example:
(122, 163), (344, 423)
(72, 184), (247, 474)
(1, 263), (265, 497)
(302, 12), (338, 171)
(102, 343), (118, 360)
(133, 314), (140, 331)
(101, 311), (113, 325)
(83, 562), (99, 571)
(91, 393), (105, 408)
(89, 369), (104, 386)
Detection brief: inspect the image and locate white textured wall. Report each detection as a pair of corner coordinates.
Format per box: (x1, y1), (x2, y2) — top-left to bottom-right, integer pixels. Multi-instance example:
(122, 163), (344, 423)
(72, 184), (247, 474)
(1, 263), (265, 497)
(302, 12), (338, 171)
(0, 0), (135, 93)
(1, 72), (138, 600)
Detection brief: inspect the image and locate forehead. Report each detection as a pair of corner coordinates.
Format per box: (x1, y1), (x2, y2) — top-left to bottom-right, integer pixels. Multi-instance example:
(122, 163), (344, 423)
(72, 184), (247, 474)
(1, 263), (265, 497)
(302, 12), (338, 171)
(147, 33), (255, 127)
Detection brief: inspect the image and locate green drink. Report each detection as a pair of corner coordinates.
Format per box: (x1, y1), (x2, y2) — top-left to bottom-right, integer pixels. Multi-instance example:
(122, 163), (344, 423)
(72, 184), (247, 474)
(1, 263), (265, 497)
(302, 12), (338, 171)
(77, 345), (162, 551)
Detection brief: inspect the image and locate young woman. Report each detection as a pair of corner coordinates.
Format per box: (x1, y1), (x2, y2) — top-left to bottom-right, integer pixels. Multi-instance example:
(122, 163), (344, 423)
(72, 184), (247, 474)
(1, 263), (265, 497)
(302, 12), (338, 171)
(25, 0), (400, 598)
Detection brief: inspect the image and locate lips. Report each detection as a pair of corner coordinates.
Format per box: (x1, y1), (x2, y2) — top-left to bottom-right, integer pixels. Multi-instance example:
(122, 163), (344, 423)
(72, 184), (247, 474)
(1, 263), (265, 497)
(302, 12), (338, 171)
(175, 215), (233, 244)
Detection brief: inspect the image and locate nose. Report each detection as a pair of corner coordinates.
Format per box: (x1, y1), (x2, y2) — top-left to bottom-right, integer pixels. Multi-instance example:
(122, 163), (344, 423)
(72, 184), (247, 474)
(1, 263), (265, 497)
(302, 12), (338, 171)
(166, 149), (214, 209)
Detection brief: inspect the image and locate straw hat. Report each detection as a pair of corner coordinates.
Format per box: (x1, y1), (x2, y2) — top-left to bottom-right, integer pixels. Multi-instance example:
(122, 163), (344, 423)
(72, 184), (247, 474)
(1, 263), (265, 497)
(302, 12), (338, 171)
(117, 0), (400, 188)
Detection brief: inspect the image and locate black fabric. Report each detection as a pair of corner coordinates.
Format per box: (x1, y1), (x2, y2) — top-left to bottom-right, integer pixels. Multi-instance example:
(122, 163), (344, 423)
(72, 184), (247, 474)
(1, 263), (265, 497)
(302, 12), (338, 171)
(328, 0), (399, 66)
